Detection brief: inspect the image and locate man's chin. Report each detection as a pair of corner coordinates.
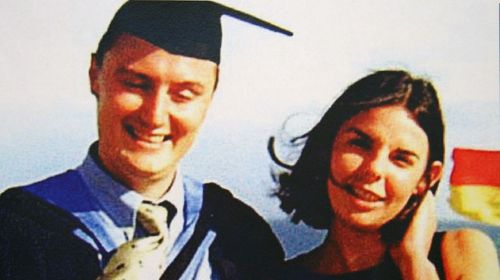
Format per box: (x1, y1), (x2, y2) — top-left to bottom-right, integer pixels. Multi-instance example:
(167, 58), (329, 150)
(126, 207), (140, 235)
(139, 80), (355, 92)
(123, 155), (176, 178)
(133, 164), (174, 178)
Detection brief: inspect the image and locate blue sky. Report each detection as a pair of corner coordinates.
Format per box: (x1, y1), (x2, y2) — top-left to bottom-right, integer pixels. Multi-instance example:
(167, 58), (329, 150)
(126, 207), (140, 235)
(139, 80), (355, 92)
(1, 0), (499, 227)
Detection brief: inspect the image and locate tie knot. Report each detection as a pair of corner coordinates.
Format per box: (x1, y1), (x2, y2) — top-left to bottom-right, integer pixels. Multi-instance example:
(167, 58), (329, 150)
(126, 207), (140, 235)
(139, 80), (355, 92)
(137, 202), (168, 235)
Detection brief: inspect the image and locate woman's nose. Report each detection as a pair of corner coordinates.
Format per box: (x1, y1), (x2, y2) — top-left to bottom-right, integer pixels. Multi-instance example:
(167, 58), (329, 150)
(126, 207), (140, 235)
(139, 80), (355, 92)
(360, 153), (386, 184)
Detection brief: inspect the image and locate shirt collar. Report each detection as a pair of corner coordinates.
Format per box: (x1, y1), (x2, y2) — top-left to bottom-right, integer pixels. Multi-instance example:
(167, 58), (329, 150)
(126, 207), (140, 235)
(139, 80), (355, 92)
(76, 144), (183, 231)
(76, 147), (143, 230)
(156, 169), (184, 225)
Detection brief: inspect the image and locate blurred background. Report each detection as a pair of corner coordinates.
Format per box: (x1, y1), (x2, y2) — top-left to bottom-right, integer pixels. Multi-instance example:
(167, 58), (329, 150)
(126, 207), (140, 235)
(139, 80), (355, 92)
(1, 0), (498, 258)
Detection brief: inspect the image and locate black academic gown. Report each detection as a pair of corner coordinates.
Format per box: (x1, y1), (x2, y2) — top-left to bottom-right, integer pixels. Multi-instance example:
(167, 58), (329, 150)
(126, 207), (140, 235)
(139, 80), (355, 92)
(0, 172), (284, 280)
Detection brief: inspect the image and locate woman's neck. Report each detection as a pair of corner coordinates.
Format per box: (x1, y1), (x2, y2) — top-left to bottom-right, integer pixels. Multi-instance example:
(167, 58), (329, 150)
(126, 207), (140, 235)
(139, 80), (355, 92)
(301, 219), (388, 275)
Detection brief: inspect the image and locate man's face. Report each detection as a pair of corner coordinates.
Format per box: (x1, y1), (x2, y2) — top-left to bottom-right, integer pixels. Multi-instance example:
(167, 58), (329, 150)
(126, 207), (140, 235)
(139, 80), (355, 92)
(90, 34), (217, 185)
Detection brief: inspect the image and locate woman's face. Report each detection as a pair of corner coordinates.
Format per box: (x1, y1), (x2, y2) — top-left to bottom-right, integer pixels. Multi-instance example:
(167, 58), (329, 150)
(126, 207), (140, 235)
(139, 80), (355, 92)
(327, 104), (438, 231)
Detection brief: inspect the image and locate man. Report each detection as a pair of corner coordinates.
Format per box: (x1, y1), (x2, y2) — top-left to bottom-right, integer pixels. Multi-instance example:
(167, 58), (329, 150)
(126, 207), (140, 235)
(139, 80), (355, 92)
(0, 1), (292, 279)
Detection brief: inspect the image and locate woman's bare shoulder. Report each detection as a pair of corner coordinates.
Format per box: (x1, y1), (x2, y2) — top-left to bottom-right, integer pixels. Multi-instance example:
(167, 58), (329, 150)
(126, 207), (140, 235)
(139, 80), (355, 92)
(441, 228), (499, 280)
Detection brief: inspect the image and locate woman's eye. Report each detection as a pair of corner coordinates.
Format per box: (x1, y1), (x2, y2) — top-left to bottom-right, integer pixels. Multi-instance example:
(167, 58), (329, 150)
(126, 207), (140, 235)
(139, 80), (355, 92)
(348, 138), (370, 150)
(123, 80), (149, 90)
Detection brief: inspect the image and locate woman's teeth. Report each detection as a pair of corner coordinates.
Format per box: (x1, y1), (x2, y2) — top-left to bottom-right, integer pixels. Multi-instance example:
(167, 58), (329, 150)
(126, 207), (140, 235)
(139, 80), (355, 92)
(349, 187), (383, 202)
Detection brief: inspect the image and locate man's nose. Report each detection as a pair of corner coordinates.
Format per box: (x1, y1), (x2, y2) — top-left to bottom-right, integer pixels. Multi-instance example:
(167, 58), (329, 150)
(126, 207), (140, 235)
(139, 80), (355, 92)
(140, 87), (169, 128)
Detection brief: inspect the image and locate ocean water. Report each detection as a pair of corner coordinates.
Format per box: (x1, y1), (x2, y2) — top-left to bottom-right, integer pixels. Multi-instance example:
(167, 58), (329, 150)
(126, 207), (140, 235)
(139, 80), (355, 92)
(438, 219), (500, 253)
(269, 219), (500, 259)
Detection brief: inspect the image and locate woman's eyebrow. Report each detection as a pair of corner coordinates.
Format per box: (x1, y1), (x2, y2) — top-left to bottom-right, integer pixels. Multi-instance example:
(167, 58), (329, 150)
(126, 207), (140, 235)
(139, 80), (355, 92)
(395, 148), (420, 160)
(346, 127), (420, 160)
(345, 127), (370, 140)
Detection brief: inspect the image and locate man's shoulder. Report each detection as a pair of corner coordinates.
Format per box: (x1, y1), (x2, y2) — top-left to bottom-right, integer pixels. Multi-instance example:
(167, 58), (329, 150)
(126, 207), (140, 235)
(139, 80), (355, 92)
(201, 182), (285, 278)
(14, 169), (81, 194)
(4, 169), (98, 214)
(202, 181), (280, 249)
(182, 177), (262, 222)
(201, 182), (263, 223)
(0, 184), (82, 233)
(0, 185), (101, 279)
(0, 170), (87, 235)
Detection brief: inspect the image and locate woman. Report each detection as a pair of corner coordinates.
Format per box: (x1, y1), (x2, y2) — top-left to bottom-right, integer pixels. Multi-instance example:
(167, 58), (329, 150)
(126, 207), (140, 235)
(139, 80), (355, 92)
(270, 70), (499, 279)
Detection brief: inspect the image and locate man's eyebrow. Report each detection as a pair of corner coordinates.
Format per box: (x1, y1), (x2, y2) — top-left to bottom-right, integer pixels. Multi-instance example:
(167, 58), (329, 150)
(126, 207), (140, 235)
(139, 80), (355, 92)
(177, 81), (204, 90)
(395, 148), (420, 160)
(114, 67), (149, 80)
(168, 81), (206, 96)
(115, 67), (205, 87)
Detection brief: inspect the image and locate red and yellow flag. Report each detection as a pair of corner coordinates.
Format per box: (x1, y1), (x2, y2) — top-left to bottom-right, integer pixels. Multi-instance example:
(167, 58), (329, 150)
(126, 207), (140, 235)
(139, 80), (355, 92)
(449, 148), (500, 226)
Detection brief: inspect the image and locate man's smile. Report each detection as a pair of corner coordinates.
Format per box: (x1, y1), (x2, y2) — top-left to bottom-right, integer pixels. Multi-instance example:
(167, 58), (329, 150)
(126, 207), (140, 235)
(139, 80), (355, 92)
(124, 124), (172, 147)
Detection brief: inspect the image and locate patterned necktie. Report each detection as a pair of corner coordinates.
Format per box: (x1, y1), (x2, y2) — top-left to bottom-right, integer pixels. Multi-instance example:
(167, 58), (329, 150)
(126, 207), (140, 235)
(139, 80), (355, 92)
(97, 202), (170, 280)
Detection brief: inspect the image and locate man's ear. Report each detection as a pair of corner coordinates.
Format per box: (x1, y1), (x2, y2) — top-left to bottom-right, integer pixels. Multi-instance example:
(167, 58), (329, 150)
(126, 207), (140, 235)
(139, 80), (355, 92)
(89, 54), (100, 98)
(212, 66), (220, 94)
(415, 160), (443, 195)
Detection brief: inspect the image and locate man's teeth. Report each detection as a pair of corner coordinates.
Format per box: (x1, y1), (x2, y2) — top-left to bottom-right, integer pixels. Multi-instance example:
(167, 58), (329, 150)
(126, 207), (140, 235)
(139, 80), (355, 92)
(137, 134), (165, 143)
(129, 127), (169, 143)
(350, 187), (383, 202)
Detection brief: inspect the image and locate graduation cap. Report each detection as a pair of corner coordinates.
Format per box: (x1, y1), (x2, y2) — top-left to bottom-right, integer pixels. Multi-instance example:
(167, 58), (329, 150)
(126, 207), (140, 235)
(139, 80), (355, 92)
(96, 0), (293, 65)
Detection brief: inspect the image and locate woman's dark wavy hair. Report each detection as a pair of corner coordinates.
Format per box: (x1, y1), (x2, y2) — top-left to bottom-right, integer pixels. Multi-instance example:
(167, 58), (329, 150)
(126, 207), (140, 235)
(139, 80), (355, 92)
(270, 70), (445, 243)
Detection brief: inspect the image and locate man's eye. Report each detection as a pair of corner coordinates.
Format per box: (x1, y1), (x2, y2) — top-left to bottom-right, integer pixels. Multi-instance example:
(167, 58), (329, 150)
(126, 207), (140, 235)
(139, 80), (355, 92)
(171, 89), (197, 102)
(392, 154), (414, 167)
